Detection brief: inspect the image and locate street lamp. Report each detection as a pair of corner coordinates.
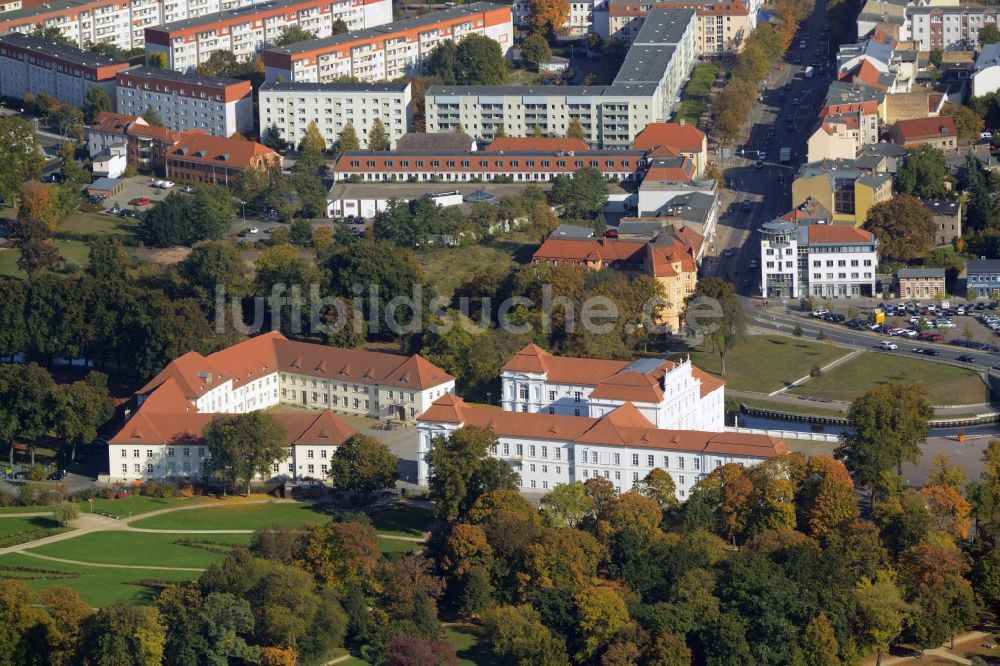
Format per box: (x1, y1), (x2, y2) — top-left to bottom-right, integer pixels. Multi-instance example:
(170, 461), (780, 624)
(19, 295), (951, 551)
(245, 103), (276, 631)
(240, 200), (246, 232)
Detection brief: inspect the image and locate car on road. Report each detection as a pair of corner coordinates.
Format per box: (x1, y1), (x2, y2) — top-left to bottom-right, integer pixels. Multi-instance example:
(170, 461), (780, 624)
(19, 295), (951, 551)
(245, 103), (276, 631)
(249, 226), (260, 234)
(919, 332), (944, 342)
(129, 197), (150, 206)
(899, 329), (918, 338)
(792, 97), (800, 105)
(923, 348), (940, 356)
(958, 354), (977, 363)
(749, 260), (758, 269)
(723, 248), (734, 257)
(741, 199), (752, 211)
(812, 308), (829, 317)
(49, 469), (68, 480)
(878, 341), (898, 351)
(755, 159), (764, 169)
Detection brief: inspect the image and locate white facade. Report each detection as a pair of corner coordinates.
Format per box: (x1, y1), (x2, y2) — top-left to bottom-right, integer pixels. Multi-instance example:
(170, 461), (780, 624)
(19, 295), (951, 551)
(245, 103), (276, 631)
(512, 0), (597, 36)
(259, 81), (411, 150)
(973, 44), (1000, 98)
(92, 145), (128, 178)
(115, 66), (253, 137)
(901, 6), (998, 52)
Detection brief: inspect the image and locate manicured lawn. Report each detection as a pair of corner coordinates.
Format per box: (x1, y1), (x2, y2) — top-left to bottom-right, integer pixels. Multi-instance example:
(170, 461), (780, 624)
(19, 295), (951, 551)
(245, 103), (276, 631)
(130, 501), (331, 530)
(378, 537), (424, 554)
(368, 505), (433, 537)
(447, 625), (503, 666)
(418, 230), (541, 301)
(686, 335), (850, 393)
(27, 531), (250, 568)
(0, 505), (56, 515)
(0, 240), (90, 278)
(0, 516), (60, 537)
(0, 552), (197, 607)
(57, 212), (139, 237)
(789, 352), (988, 405)
(86, 495), (213, 518)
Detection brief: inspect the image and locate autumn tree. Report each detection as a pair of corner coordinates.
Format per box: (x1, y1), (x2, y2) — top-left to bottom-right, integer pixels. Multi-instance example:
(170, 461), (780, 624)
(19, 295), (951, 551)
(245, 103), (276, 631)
(797, 455), (859, 539)
(77, 602), (167, 666)
(853, 573), (911, 666)
(575, 585), (633, 662)
(528, 0), (569, 37)
(927, 453), (965, 489)
(520, 527), (606, 592)
(19, 181), (61, 230)
(481, 604), (571, 665)
(202, 412), (288, 495)
(428, 426), (519, 521)
(565, 118), (586, 141)
(0, 117), (44, 206)
(863, 195), (936, 263)
(921, 484), (972, 539)
(337, 123), (360, 152)
(298, 120), (327, 154)
(327, 433), (399, 499)
(367, 118), (391, 151)
(942, 103), (985, 140)
(800, 613), (841, 666)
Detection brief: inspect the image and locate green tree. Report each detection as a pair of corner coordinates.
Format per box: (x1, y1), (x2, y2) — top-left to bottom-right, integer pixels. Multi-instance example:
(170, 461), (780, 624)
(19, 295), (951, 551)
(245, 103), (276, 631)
(58, 142), (87, 192)
(0, 117), (44, 206)
(367, 118), (391, 151)
(30, 24), (74, 46)
(298, 120), (327, 154)
(428, 426), (519, 521)
(481, 604), (571, 666)
(981, 23), (1000, 46)
(427, 40), (459, 85)
(927, 453), (966, 489)
(289, 218), (314, 245)
(332, 17), (348, 34)
(863, 195), (936, 263)
(82, 86), (112, 123)
(853, 574), (911, 666)
(942, 103), (984, 141)
(146, 51), (168, 69)
(87, 236), (130, 283)
(635, 468), (679, 511)
(565, 118), (586, 141)
(274, 24), (316, 46)
(141, 105), (164, 127)
(53, 501), (79, 526)
(189, 186), (236, 241)
(178, 240), (250, 310)
(835, 383), (931, 501)
(539, 481), (594, 528)
(521, 32), (553, 64)
(547, 166), (609, 218)
(54, 372), (114, 462)
(456, 34), (508, 85)
(77, 602), (166, 666)
(327, 433), (399, 499)
(801, 613), (841, 666)
(896, 145), (949, 200)
(262, 122), (287, 151)
(7, 216), (62, 278)
(202, 412), (288, 495)
(52, 104), (84, 141)
(196, 50), (239, 78)
(337, 123), (360, 152)
(574, 585), (632, 661)
(683, 277), (747, 375)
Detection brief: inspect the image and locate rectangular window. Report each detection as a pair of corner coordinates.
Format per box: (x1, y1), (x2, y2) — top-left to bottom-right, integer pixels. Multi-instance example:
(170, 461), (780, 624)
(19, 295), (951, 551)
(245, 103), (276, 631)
(647, 455), (654, 467)
(529, 445), (536, 457)
(663, 455), (669, 467)
(555, 448), (561, 460)
(549, 391), (555, 401)
(541, 446), (547, 458)
(308, 464), (314, 474)
(678, 458), (685, 470)
(591, 451), (598, 463)
(694, 458), (700, 470)
(574, 391), (582, 403)
(516, 444), (524, 456)
(613, 453), (620, 465)
(632, 454), (639, 466)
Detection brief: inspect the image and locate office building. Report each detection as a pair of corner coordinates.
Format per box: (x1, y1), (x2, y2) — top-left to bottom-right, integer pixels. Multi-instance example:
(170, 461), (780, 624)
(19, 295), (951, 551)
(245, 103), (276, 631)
(164, 132), (281, 186)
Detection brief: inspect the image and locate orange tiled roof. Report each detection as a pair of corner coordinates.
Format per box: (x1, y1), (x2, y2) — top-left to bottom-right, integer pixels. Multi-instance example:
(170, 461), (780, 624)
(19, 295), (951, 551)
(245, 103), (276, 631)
(633, 123), (706, 154)
(532, 235), (698, 277)
(166, 133), (278, 169)
(485, 137), (589, 152)
(893, 116), (956, 142)
(806, 225), (874, 243)
(501, 343), (633, 384)
(89, 111), (140, 133)
(419, 396), (786, 457)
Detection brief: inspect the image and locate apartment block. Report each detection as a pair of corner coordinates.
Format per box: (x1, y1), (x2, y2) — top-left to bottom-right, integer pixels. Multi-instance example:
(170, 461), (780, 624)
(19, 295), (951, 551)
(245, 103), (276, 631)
(425, 8), (696, 147)
(0, 32), (128, 108)
(164, 132), (281, 186)
(145, 0), (393, 72)
(605, 0), (753, 54)
(115, 65), (253, 136)
(792, 158), (894, 227)
(0, 0), (263, 51)
(901, 5), (999, 52)
(262, 2), (512, 83)
(259, 80), (411, 150)
(512, 0), (598, 37)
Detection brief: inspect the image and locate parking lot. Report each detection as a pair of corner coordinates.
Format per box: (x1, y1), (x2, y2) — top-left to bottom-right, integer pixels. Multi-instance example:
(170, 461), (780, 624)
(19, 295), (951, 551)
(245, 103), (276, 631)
(92, 175), (189, 217)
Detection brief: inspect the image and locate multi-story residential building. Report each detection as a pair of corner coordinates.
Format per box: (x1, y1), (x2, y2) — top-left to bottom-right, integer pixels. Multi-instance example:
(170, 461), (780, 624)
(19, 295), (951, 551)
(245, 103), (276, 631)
(87, 111), (186, 174)
(531, 227), (702, 330)
(759, 218), (879, 299)
(144, 0), (393, 72)
(512, 0), (597, 36)
(897, 268), (946, 300)
(164, 132), (281, 186)
(261, 2), (512, 83)
(259, 80), (411, 150)
(416, 394), (786, 497)
(330, 146), (649, 183)
(890, 116), (957, 151)
(0, 32), (128, 108)
(901, 5), (1000, 52)
(822, 81), (883, 145)
(632, 121), (708, 177)
(425, 9), (696, 146)
(923, 199), (961, 247)
(836, 35), (912, 94)
(604, 0), (753, 54)
(115, 66), (253, 137)
(792, 159), (893, 227)
(968, 259), (1000, 298)
(808, 116), (863, 163)
(856, 0), (907, 43)
(109, 330), (456, 482)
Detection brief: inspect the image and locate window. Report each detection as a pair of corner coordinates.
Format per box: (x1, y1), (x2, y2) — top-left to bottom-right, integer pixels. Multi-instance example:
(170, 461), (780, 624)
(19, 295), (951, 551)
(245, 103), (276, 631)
(307, 450), (314, 459)
(307, 464), (314, 474)
(678, 458), (685, 470)
(183, 448), (191, 457)
(549, 391), (556, 401)
(574, 391), (582, 403)
(146, 463), (153, 473)
(613, 453), (620, 465)
(555, 448), (561, 460)
(632, 454), (639, 466)
(529, 445), (536, 457)
(134, 464), (141, 473)
(693, 458), (700, 470)
(583, 469), (589, 478)
(146, 449), (153, 458)
(591, 451), (598, 463)
(273, 463), (279, 472)
(121, 450), (127, 458)
(647, 455), (654, 467)
(133, 449), (139, 458)
(503, 443), (510, 455)
(122, 464), (128, 474)
(516, 444), (524, 456)
(679, 475), (685, 485)
(541, 446), (548, 458)
(574, 408), (581, 417)
(663, 455), (669, 467)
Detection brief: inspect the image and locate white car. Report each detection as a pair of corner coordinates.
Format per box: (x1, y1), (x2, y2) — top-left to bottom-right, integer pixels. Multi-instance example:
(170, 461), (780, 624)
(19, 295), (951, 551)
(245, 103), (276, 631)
(812, 309), (829, 317)
(878, 341), (898, 351)
(936, 321), (956, 328)
(152, 178), (165, 187)
(249, 226), (259, 234)
(159, 180), (174, 189)
(900, 329), (918, 338)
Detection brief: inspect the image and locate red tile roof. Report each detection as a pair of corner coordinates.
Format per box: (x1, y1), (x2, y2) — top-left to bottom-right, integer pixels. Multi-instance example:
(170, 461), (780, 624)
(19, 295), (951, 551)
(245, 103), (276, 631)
(806, 225), (875, 244)
(893, 116), (956, 142)
(633, 122), (707, 154)
(166, 133), (279, 169)
(532, 235), (699, 277)
(485, 137), (589, 152)
(419, 395), (787, 457)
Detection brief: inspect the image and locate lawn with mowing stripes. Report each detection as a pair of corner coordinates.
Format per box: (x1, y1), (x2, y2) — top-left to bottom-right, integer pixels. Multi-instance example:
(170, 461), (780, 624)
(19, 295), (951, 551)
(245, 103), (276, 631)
(130, 501), (331, 531)
(0, 552), (199, 607)
(0, 505), (56, 515)
(27, 531), (250, 568)
(378, 537), (424, 554)
(0, 516), (60, 537)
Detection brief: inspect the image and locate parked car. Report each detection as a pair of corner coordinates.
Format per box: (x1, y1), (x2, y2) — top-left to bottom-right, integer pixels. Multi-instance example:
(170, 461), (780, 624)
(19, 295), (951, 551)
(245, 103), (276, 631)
(249, 226), (260, 234)
(958, 354), (977, 363)
(918, 332), (944, 342)
(129, 197), (150, 206)
(49, 469), (68, 480)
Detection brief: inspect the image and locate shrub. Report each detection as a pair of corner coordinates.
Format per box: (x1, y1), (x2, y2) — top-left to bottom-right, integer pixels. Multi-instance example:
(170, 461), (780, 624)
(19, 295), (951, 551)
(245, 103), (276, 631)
(0, 491), (14, 507)
(18, 484), (39, 506)
(27, 465), (46, 481)
(39, 489), (63, 505)
(53, 501), (79, 526)
(178, 484), (195, 498)
(810, 364), (822, 378)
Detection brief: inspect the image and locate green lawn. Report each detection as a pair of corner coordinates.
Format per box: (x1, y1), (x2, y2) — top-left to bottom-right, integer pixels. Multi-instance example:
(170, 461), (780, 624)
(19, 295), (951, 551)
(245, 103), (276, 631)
(0, 516), (60, 537)
(0, 552), (198, 607)
(378, 537), (424, 554)
(0, 240), (90, 278)
(0, 505), (56, 515)
(418, 230), (541, 301)
(368, 506), (433, 537)
(130, 501), (331, 530)
(685, 335), (850, 393)
(86, 495), (214, 518)
(789, 352), (988, 405)
(447, 625), (503, 666)
(57, 212), (139, 237)
(27, 531), (250, 568)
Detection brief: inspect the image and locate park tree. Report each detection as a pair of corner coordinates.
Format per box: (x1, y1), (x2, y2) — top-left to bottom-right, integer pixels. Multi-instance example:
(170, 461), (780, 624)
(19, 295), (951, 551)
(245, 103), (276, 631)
(327, 434), (399, 499)
(921, 484), (972, 539)
(428, 426), (519, 521)
(520, 527), (606, 592)
(863, 195), (936, 263)
(178, 240), (251, 310)
(796, 455), (858, 539)
(202, 411), (288, 495)
(982, 23), (1000, 45)
(77, 602), (167, 666)
(800, 613), (841, 666)
(853, 573), (911, 666)
(540, 481), (594, 528)
(52, 104), (84, 141)
(39, 586), (93, 666)
(337, 123), (360, 152)
(456, 34), (508, 85)
(82, 86), (112, 123)
(835, 383), (931, 501)
(896, 145), (949, 199)
(299, 519), (381, 591)
(59, 142), (87, 191)
(53, 501), (79, 526)
(7, 216), (62, 279)
(927, 453), (966, 489)
(0, 117), (43, 206)
(682, 277), (747, 376)
(189, 186), (236, 241)
(0, 580), (54, 665)
(481, 604), (571, 666)
(942, 103), (984, 140)
(54, 372), (114, 462)
(298, 120), (327, 154)
(367, 118), (391, 151)
(635, 468), (679, 511)
(19, 181), (61, 231)
(274, 24), (316, 46)
(874, 489), (934, 555)
(521, 32), (553, 64)
(575, 585), (633, 662)
(547, 166), (609, 218)
(528, 0), (569, 37)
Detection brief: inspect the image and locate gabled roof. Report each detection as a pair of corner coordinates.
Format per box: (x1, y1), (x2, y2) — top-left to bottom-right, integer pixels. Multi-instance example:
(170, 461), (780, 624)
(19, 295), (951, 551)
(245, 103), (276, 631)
(137, 352), (234, 399)
(632, 122), (707, 153)
(485, 137), (589, 152)
(500, 343), (633, 384)
(166, 133), (278, 168)
(207, 331), (284, 390)
(418, 395), (787, 457)
(89, 111), (142, 134)
(893, 116), (956, 142)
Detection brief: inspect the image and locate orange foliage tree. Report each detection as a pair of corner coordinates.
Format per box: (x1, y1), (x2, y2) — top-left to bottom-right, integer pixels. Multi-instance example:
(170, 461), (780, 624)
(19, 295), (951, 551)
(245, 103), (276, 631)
(921, 484), (972, 539)
(18, 181), (61, 231)
(798, 455), (860, 539)
(528, 0), (569, 36)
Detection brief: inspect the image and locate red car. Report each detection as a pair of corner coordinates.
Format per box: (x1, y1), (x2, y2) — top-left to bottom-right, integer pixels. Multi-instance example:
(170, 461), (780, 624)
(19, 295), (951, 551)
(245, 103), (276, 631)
(129, 197), (151, 206)
(918, 332), (944, 342)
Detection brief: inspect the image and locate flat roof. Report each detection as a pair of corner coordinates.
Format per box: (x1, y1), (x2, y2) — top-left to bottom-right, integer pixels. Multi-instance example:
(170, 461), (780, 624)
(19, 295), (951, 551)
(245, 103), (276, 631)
(0, 31), (126, 68)
(614, 45), (677, 84)
(631, 8), (695, 45)
(150, 0), (311, 33)
(0, 0), (87, 25)
(259, 80), (410, 93)
(427, 83), (659, 97)
(118, 65), (244, 89)
(268, 1), (506, 55)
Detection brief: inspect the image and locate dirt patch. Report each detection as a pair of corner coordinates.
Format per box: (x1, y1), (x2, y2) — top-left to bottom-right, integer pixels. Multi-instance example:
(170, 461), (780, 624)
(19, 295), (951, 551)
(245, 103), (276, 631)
(134, 247), (191, 266)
